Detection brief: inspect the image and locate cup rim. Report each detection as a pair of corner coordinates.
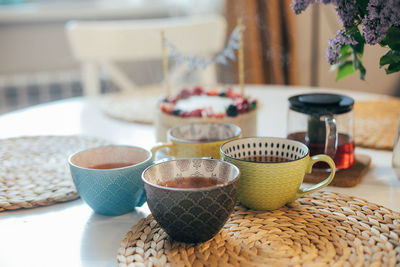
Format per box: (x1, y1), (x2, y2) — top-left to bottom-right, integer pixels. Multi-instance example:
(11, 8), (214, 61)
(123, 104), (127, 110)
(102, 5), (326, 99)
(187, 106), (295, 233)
(141, 158), (240, 191)
(68, 144), (152, 171)
(220, 136), (310, 164)
(167, 122), (242, 144)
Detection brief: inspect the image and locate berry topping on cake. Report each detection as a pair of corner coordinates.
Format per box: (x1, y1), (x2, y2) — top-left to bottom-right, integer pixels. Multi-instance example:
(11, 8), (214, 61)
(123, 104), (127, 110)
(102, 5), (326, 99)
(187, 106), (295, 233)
(226, 104), (238, 117)
(159, 87), (257, 118)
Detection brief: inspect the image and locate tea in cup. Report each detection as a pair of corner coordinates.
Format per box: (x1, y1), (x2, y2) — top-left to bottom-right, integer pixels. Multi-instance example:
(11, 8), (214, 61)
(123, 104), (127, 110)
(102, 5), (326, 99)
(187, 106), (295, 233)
(151, 122), (241, 160)
(142, 158), (240, 243)
(69, 145), (152, 216)
(220, 137), (336, 211)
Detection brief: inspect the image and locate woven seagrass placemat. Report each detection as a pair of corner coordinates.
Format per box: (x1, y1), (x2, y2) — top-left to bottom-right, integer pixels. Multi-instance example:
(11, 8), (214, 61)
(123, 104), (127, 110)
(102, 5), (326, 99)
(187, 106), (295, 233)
(0, 135), (108, 212)
(99, 87), (163, 124)
(117, 191), (400, 267)
(354, 99), (400, 150)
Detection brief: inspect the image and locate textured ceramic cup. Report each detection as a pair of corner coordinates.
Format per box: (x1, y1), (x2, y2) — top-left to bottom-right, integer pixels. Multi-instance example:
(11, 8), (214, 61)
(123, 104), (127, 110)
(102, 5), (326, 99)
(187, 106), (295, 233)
(69, 145), (152, 216)
(142, 158), (240, 243)
(151, 122), (241, 160)
(220, 137), (336, 211)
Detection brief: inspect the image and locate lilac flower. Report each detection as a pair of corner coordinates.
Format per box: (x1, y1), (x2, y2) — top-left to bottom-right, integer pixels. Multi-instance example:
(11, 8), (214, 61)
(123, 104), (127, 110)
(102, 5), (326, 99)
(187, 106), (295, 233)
(335, 0), (356, 27)
(326, 30), (358, 64)
(362, 0), (400, 44)
(291, 0), (315, 14)
(326, 43), (341, 65)
(291, 0), (356, 27)
(292, 0), (400, 74)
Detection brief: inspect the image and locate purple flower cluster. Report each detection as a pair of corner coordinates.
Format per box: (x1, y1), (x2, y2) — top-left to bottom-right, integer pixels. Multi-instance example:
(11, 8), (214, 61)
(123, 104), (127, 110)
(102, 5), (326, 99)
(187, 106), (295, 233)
(291, 0), (400, 65)
(326, 30), (358, 64)
(291, 0), (356, 27)
(291, 0), (314, 14)
(335, 0), (356, 27)
(362, 0), (400, 44)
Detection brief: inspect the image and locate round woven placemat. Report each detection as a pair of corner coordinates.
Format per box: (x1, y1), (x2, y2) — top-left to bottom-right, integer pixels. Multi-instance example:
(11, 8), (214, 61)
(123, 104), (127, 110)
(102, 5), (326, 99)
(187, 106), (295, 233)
(99, 87), (163, 124)
(0, 135), (108, 212)
(354, 99), (400, 150)
(117, 191), (400, 267)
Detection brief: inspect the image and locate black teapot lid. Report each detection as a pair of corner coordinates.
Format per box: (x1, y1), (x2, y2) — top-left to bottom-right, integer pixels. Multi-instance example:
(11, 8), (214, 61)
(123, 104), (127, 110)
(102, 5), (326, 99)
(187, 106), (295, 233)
(288, 93), (354, 115)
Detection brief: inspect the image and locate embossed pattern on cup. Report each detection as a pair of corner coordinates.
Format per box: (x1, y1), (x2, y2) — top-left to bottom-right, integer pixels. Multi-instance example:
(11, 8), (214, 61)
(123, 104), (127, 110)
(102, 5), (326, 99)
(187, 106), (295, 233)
(142, 158), (240, 243)
(69, 145), (152, 216)
(152, 122), (242, 160)
(220, 137), (335, 211)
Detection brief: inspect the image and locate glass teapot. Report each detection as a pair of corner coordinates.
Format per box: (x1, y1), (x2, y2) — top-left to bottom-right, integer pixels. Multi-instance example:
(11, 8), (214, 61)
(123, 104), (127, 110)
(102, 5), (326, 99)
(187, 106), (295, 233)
(287, 93), (355, 170)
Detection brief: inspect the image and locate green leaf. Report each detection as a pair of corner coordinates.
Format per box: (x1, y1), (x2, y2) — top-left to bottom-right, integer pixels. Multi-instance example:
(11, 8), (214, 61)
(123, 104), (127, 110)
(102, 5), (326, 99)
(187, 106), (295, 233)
(380, 50), (400, 67)
(350, 29), (365, 55)
(336, 61), (357, 81)
(340, 44), (350, 54)
(357, 0), (369, 17)
(350, 46), (366, 80)
(388, 27), (400, 37)
(337, 45), (352, 67)
(352, 51), (360, 69)
(358, 60), (366, 80)
(381, 26), (400, 50)
(385, 62), (400, 74)
(340, 44), (352, 60)
(380, 36), (388, 46)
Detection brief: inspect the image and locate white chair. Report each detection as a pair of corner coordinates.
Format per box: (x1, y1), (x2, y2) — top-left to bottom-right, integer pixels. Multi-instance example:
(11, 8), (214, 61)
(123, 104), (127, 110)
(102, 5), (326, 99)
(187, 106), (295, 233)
(65, 15), (227, 97)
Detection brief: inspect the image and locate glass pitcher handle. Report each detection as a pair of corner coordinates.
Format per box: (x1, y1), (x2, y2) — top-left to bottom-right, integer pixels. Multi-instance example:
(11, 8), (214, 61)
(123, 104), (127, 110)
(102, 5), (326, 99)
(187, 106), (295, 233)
(323, 115), (337, 159)
(392, 118), (400, 179)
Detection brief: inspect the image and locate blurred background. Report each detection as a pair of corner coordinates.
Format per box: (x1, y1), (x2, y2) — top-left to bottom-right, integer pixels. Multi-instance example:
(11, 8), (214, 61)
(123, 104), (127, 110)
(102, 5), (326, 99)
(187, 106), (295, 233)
(0, 0), (399, 114)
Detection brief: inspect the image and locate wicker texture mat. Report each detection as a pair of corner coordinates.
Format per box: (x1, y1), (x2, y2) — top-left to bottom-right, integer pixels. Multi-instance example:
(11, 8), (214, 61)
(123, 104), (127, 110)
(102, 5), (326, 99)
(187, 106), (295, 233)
(99, 87), (163, 124)
(0, 135), (108, 212)
(354, 99), (400, 150)
(118, 191), (400, 267)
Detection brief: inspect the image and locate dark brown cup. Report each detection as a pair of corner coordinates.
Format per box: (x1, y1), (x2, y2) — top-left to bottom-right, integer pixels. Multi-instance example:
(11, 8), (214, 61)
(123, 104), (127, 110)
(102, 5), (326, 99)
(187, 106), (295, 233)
(142, 158), (240, 243)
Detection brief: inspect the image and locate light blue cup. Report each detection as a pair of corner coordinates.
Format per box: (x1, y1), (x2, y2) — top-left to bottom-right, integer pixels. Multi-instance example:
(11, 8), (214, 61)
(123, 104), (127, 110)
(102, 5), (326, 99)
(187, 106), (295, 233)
(68, 145), (152, 216)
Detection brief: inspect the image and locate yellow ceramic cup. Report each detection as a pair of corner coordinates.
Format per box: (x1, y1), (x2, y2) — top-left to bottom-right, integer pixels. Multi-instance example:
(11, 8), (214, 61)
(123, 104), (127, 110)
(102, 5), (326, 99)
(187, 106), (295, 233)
(220, 137), (336, 210)
(152, 122), (242, 160)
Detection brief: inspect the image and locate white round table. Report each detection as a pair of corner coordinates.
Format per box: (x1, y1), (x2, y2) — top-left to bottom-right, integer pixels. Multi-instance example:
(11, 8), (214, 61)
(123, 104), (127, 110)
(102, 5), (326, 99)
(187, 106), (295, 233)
(0, 85), (398, 267)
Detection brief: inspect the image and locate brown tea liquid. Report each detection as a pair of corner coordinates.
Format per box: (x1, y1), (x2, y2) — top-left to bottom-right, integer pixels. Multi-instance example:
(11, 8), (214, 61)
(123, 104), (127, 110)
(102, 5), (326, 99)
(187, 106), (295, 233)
(185, 138), (221, 142)
(287, 132), (354, 169)
(241, 155), (291, 163)
(161, 177), (222, 188)
(89, 162), (135, 169)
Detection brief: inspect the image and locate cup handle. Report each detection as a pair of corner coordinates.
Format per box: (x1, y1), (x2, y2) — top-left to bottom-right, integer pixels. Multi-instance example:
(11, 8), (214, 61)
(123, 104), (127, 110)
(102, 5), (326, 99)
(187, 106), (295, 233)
(294, 154), (336, 200)
(151, 143), (173, 160)
(323, 115), (338, 159)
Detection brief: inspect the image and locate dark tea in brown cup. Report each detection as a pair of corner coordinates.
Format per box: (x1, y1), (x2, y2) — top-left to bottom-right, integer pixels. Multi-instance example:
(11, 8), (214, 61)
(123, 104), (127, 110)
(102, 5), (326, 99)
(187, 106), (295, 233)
(142, 158), (240, 243)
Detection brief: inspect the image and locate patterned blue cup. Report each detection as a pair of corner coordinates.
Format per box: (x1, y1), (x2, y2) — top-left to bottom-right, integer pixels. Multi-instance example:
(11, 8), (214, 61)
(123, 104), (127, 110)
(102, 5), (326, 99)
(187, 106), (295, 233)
(68, 145), (152, 216)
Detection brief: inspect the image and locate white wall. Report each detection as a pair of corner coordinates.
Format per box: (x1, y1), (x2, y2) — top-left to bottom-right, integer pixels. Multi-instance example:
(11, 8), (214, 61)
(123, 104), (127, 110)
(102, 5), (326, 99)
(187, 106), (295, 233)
(0, 0), (186, 75)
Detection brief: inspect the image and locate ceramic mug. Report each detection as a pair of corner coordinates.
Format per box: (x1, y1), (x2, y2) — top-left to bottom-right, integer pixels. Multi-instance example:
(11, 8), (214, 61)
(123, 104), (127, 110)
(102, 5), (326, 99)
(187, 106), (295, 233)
(142, 158), (240, 243)
(220, 137), (336, 211)
(68, 145), (152, 216)
(151, 122), (242, 160)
